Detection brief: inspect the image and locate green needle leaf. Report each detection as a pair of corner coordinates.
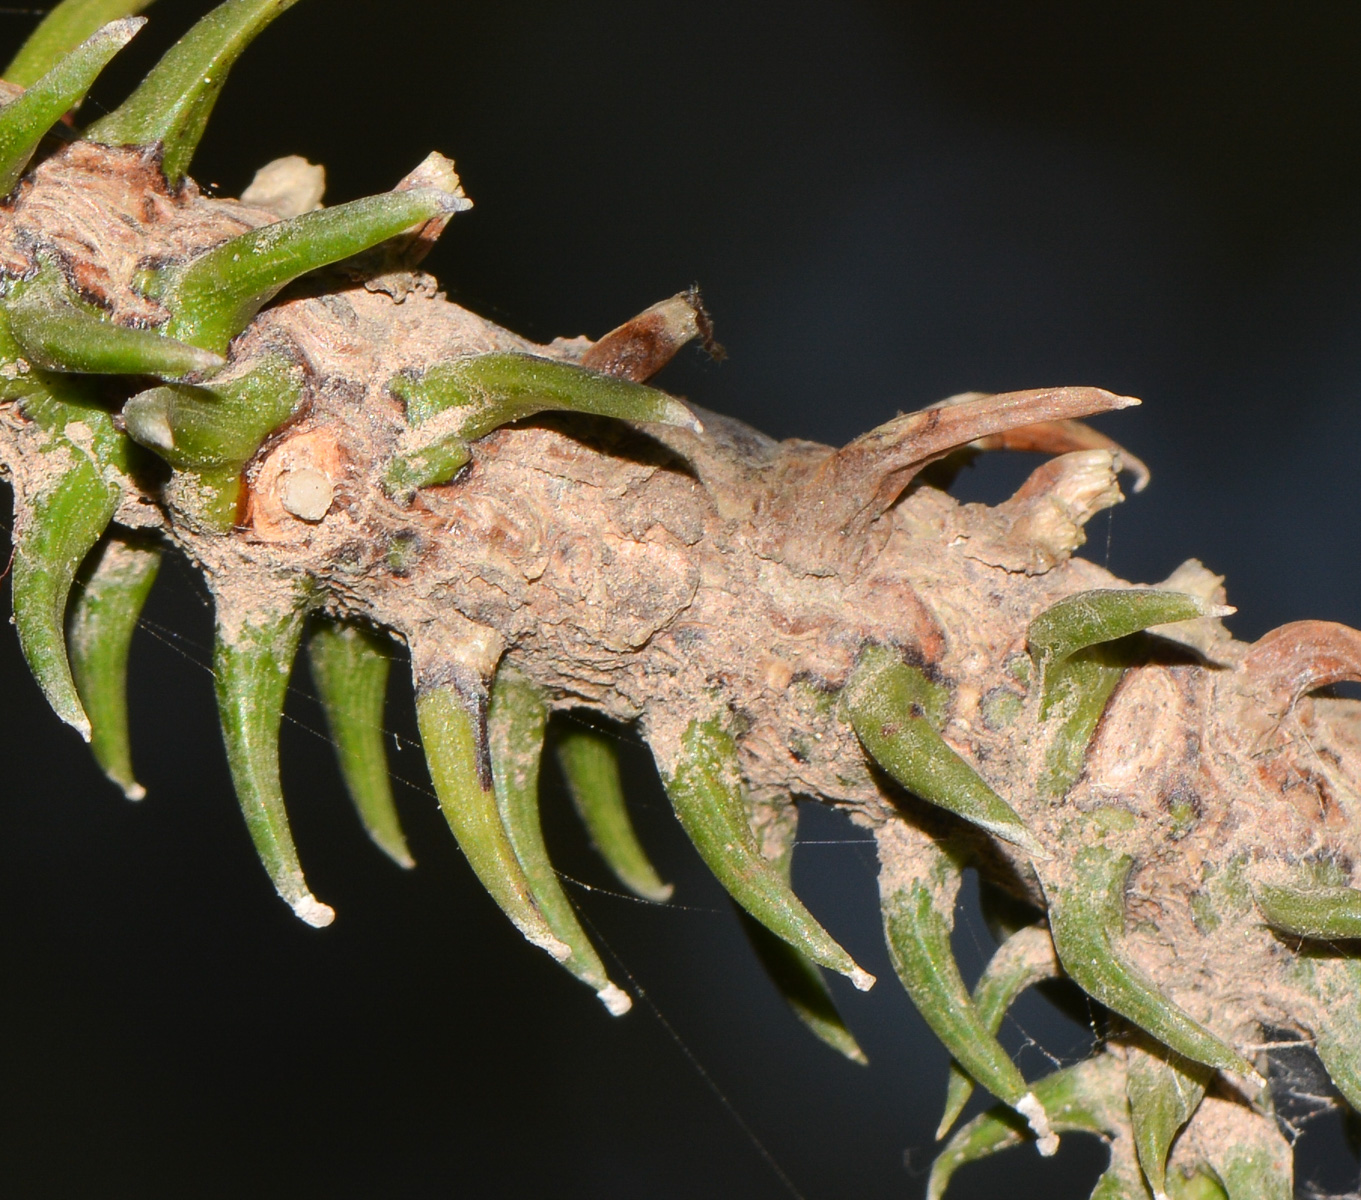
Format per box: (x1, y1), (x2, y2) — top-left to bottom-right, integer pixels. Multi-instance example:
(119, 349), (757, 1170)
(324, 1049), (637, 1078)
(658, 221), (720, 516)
(68, 534), (160, 798)
(156, 186), (470, 354)
(556, 725), (673, 903)
(928, 1053), (1130, 1200)
(658, 712), (875, 991)
(7, 373), (132, 740)
(123, 356), (303, 529)
(1253, 880), (1361, 940)
(489, 668), (630, 1014)
(1027, 589), (1222, 799)
(844, 646), (1043, 856)
(0, 16), (144, 193)
(877, 821), (1056, 1152)
(5, 0), (153, 88)
(1036, 642), (1129, 799)
(9, 283), (224, 376)
(306, 619), (412, 869)
(1029, 589), (1217, 702)
(213, 596), (334, 927)
(737, 799), (866, 1064)
(1044, 845), (1253, 1077)
(386, 353), (701, 497)
(84, 0), (303, 186)
(937, 924), (1061, 1139)
(12, 452), (116, 738)
(1126, 1041), (1209, 1200)
(414, 670), (569, 962)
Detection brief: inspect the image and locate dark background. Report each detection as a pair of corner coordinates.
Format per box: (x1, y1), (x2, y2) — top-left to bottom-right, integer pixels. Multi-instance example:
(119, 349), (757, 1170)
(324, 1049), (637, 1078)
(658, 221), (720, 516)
(3, 1), (1361, 1196)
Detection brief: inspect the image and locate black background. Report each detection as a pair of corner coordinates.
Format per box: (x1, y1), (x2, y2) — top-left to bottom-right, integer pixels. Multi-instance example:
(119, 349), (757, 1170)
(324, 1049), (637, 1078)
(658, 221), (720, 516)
(4, 1), (1361, 1197)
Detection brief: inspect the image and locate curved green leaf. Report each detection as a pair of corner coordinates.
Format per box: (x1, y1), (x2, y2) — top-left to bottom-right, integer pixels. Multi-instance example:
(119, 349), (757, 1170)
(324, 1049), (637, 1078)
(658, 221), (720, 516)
(489, 668), (629, 1014)
(0, 16), (143, 193)
(85, 0), (302, 185)
(844, 646), (1042, 855)
(557, 725), (672, 903)
(68, 535), (160, 797)
(307, 619), (411, 868)
(415, 671), (568, 962)
(213, 596), (333, 927)
(657, 712), (873, 991)
(1044, 845), (1253, 1077)
(5, 0), (153, 88)
(877, 822), (1055, 1150)
(938, 924), (1060, 1138)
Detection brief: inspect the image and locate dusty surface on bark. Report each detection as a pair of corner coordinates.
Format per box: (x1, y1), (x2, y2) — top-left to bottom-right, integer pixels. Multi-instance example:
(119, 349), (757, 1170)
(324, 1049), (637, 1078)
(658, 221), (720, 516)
(5, 133), (1361, 1194)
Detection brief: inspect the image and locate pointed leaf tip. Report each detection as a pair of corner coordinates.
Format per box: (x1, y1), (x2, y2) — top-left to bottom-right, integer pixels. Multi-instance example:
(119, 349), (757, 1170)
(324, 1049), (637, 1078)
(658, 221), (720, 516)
(1029, 588), (1212, 692)
(597, 983), (632, 1017)
(86, 0), (304, 185)
(13, 456), (119, 739)
(5, 0), (153, 88)
(845, 646), (1043, 856)
(9, 283), (225, 377)
(307, 620), (412, 869)
(658, 712), (873, 990)
(928, 1053), (1129, 1200)
(724, 787), (866, 1060)
(159, 184), (466, 354)
(0, 15), (144, 195)
(213, 596), (333, 924)
(877, 823), (1051, 1143)
(557, 725), (674, 903)
(937, 924), (1061, 1139)
(386, 352), (701, 496)
(415, 669), (570, 963)
(1028, 589), (1211, 798)
(291, 894), (335, 927)
(68, 536), (161, 799)
(489, 668), (628, 1010)
(1044, 845), (1252, 1077)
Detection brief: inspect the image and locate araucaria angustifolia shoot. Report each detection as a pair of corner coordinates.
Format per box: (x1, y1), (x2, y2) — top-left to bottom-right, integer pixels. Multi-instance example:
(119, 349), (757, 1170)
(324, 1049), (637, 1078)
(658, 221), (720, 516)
(2, 3), (1360, 1197)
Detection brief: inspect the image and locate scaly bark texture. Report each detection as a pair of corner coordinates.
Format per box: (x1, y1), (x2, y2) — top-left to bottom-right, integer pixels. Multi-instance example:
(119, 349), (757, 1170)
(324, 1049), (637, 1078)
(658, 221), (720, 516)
(4, 4), (1361, 1196)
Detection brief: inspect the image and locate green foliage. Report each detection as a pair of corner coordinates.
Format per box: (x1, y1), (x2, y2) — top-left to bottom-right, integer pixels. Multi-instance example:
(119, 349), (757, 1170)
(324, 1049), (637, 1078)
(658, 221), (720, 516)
(0, 5), (1355, 1196)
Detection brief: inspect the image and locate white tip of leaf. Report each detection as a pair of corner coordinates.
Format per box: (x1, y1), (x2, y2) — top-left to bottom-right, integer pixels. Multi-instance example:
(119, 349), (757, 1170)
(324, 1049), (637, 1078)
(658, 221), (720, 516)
(597, 984), (633, 1016)
(849, 967), (876, 993)
(1017, 1093), (1059, 1157)
(123, 781), (146, 801)
(291, 894), (336, 928)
